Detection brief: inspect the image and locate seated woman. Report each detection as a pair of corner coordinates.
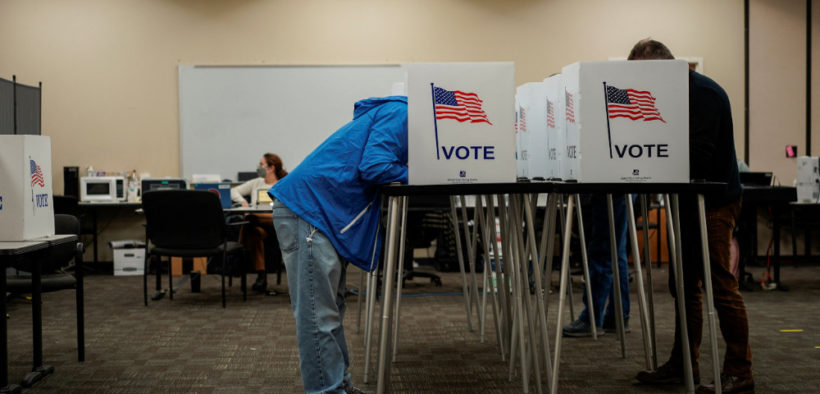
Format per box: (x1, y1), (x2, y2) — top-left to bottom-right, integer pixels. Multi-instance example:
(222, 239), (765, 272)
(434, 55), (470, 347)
(230, 153), (287, 293)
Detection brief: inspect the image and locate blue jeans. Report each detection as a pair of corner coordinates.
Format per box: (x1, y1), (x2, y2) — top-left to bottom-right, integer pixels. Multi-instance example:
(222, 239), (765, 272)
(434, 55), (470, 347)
(273, 200), (351, 394)
(578, 194), (631, 325)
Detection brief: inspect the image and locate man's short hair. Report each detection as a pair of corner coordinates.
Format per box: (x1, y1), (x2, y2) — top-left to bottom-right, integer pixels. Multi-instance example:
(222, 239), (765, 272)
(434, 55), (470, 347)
(628, 39), (675, 60)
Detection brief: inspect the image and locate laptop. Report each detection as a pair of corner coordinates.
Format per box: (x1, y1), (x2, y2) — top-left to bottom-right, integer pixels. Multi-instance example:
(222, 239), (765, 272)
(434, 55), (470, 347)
(192, 182), (232, 209)
(252, 187), (273, 208)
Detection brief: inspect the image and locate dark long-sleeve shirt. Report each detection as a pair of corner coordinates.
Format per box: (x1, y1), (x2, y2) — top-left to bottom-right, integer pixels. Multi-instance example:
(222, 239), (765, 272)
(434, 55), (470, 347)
(689, 69), (742, 208)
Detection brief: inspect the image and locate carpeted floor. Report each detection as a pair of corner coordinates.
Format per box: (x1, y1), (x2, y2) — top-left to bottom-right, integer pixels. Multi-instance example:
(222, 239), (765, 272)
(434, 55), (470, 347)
(5, 260), (820, 393)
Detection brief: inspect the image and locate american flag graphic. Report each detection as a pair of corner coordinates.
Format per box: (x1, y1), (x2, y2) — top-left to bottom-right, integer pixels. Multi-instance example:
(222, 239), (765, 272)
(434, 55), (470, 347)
(433, 86), (492, 125)
(546, 100), (556, 129)
(565, 91), (575, 124)
(606, 85), (665, 122)
(30, 159), (45, 187)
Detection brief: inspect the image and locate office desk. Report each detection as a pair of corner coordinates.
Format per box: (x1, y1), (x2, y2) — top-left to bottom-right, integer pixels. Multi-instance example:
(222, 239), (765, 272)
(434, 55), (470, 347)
(77, 201), (141, 266)
(738, 186), (796, 290)
(376, 182), (724, 394)
(1, 234), (79, 393)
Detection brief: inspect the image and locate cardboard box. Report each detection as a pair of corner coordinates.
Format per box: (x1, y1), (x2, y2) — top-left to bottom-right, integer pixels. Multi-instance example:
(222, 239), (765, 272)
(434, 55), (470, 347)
(516, 82), (551, 180)
(113, 248), (145, 276)
(0, 135), (55, 240)
(407, 62), (516, 185)
(561, 60), (690, 182)
(543, 74), (566, 180)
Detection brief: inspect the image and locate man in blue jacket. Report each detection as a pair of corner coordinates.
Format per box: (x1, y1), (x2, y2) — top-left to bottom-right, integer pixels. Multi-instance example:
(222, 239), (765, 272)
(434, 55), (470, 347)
(270, 96), (407, 394)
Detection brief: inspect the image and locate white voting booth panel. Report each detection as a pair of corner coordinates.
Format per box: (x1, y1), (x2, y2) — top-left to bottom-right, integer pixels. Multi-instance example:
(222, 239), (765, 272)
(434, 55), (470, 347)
(543, 74), (566, 180)
(515, 95), (527, 179)
(561, 60), (689, 182)
(516, 82), (551, 180)
(407, 62), (516, 185)
(0, 135), (55, 240)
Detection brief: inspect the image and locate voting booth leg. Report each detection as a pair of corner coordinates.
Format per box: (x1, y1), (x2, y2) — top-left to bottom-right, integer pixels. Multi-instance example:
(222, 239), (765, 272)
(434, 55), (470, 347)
(539, 194), (559, 332)
(640, 194), (659, 369)
(498, 195), (528, 392)
(391, 197), (409, 363)
(626, 194), (654, 370)
(376, 195), (402, 394)
(449, 196), (474, 332)
(573, 194), (598, 340)
(477, 196), (502, 351)
(557, 199), (575, 321)
(666, 194), (696, 394)
(484, 196), (509, 360)
(523, 194), (555, 383)
(357, 270), (364, 334)
(460, 196), (483, 334)
(698, 194), (722, 393)
(607, 194), (627, 359)
(495, 193), (515, 360)
(473, 196), (489, 343)
(363, 269), (378, 384)
(512, 196), (544, 394)
(550, 194), (575, 394)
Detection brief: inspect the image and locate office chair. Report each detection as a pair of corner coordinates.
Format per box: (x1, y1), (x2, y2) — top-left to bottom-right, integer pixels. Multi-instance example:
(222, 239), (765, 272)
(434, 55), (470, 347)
(141, 190), (249, 308)
(5, 214), (86, 370)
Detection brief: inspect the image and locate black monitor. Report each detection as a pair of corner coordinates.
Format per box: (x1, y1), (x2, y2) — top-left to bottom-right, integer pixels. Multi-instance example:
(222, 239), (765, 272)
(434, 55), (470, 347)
(739, 172), (773, 186)
(237, 171), (257, 182)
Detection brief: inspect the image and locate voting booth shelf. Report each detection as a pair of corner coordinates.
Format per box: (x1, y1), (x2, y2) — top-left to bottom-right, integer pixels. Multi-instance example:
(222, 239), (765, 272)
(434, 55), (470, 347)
(561, 60), (690, 183)
(0, 135), (55, 241)
(407, 62), (516, 185)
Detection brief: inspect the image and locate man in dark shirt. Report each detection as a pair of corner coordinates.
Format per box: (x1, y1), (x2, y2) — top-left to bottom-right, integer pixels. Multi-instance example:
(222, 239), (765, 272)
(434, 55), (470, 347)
(629, 39), (753, 394)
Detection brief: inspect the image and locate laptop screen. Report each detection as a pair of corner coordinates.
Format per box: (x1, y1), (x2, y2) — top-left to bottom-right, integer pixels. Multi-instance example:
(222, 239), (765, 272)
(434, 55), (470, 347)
(256, 188), (273, 205)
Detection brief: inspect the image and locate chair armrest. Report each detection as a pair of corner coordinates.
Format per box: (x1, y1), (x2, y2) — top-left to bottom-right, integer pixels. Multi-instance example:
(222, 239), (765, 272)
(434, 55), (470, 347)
(227, 220), (250, 227)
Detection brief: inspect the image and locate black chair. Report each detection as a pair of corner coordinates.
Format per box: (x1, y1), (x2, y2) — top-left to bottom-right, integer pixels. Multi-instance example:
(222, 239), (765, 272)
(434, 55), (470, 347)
(141, 190), (249, 308)
(6, 214), (85, 365)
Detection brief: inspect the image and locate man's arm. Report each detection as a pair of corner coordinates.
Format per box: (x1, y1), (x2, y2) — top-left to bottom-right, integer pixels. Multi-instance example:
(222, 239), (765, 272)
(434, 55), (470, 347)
(358, 103), (409, 185)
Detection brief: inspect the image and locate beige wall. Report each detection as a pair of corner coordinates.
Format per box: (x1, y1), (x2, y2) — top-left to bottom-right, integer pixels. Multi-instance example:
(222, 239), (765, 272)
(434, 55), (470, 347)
(814, 0), (820, 157)
(1, 0), (746, 195)
(749, 0), (807, 183)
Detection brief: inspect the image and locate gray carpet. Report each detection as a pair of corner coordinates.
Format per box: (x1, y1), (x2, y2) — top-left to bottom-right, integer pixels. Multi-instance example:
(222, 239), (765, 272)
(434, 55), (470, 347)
(5, 261), (820, 393)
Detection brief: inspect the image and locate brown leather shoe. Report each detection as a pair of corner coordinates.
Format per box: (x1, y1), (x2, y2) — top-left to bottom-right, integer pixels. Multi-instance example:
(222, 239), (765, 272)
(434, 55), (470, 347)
(635, 362), (699, 385)
(696, 374), (755, 393)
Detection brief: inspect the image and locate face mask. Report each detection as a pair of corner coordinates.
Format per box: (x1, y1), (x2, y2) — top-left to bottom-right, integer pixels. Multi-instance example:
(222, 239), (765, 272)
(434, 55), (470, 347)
(256, 165), (267, 178)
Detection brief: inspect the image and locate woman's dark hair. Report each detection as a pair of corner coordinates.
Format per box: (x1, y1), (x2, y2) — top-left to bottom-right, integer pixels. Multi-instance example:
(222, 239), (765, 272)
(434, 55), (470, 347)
(263, 153), (288, 179)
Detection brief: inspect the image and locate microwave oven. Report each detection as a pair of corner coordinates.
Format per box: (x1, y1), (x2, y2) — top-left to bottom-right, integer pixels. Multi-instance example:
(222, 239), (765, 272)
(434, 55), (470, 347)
(80, 176), (125, 202)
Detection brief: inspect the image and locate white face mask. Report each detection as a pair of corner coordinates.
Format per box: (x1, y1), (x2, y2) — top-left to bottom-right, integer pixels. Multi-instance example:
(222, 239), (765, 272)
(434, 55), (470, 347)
(257, 165), (267, 178)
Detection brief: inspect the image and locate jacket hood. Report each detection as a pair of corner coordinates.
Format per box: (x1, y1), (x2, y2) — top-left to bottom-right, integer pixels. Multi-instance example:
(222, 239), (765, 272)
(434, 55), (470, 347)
(353, 96), (407, 119)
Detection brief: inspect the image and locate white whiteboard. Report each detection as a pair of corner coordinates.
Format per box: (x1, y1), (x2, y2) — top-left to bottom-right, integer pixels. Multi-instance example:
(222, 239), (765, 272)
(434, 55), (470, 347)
(179, 65), (406, 180)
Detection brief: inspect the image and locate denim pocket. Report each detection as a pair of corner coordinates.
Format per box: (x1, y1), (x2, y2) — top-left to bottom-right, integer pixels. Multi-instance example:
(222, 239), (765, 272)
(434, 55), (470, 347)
(273, 203), (299, 253)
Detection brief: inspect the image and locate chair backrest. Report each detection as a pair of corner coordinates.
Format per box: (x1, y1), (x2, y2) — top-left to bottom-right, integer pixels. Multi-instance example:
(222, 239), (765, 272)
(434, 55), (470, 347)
(11, 214), (81, 273)
(141, 189), (226, 250)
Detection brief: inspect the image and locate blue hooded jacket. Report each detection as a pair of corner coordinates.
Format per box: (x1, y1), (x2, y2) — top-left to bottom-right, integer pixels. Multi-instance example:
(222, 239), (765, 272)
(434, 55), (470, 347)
(269, 96), (408, 272)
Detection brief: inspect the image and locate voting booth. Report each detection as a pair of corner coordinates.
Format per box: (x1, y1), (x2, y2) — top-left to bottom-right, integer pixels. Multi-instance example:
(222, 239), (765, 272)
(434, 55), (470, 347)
(0, 135), (55, 240)
(515, 94), (527, 179)
(561, 60), (689, 182)
(517, 81), (550, 180)
(543, 74), (566, 180)
(407, 62), (516, 185)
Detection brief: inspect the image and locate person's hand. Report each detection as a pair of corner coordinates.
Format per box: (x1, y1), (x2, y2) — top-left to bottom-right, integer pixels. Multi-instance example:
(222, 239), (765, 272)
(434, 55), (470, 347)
(241, 200), (249, 207)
